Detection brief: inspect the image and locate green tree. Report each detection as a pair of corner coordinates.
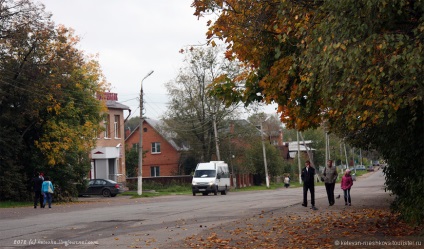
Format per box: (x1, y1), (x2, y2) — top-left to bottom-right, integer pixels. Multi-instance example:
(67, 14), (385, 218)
(193, 0), (424, 222)
(245, 140), (284, 185)
(0, 0), (106, 201)
(125, 145), (139, 177)
(0, 0), (49, 201)
(164, 46), (241, 162)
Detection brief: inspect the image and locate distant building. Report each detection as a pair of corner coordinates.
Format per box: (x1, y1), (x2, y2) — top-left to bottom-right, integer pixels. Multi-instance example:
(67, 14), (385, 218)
(90, 92), (130, 182)
(286, 140), (315, 159)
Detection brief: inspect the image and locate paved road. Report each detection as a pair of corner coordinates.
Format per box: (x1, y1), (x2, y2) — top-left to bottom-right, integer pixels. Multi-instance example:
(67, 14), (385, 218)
(0, 170), (387, 248)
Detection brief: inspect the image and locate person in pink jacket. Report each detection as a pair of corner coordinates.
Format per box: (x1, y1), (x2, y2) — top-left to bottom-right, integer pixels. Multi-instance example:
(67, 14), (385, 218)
(341, 169), (353, 206)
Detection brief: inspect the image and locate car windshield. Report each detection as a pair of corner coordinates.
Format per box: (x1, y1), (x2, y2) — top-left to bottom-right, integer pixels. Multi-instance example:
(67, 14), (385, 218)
(194, 170), (216, 178)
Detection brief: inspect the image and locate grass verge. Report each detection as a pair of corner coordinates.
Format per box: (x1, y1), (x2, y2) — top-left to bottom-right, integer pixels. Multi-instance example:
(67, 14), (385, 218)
(0, 201), (32, 208)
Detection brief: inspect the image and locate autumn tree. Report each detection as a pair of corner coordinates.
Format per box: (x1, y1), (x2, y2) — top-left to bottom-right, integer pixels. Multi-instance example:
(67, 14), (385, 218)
(193, 0), (424, 223)
(0, 0), (106, 201)
(164, 46), (241, 163)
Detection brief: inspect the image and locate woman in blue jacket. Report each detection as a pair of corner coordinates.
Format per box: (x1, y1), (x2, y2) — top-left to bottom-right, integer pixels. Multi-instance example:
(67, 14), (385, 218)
(41, 176), (54, 208)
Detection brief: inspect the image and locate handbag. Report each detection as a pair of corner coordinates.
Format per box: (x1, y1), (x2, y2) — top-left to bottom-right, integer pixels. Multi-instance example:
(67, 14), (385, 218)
(320, 168), (326, 182)
(48, 185), (53, 193)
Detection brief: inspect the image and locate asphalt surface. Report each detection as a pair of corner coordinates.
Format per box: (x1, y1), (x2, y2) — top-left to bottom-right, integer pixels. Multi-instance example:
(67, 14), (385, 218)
(79, 170), (394, 248)
(2, 169), (410, 249)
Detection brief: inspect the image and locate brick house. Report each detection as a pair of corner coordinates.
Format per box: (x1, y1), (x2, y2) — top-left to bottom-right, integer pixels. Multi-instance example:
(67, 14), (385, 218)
(90, 92), (130, 182)
(125, 118), (185, 177)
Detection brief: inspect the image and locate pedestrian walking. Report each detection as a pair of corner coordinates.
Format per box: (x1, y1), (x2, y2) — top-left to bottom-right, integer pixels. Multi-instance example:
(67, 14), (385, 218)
(301, 160), (317, 210)
(32, 172), (44, 208)
(283, 175), (290, 188)
(341, 169), (353, 206)
(323, 160), (338, 206)
(41, 176), (54, 208)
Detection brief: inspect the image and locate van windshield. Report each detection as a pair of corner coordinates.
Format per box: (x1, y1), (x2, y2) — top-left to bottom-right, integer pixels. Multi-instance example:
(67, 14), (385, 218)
(194, 170), (216, 178)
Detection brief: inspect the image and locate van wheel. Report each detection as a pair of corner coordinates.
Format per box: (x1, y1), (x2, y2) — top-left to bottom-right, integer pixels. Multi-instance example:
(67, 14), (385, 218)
(221, 187), (228, 195)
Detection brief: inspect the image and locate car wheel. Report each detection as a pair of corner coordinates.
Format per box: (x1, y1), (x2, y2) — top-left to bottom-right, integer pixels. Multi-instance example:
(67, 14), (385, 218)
(111, 194), (117, 197)
(102, 189), (111, 197)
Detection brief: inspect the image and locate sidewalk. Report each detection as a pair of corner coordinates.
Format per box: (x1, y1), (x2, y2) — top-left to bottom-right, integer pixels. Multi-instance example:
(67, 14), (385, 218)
(172, 171), (423, 249)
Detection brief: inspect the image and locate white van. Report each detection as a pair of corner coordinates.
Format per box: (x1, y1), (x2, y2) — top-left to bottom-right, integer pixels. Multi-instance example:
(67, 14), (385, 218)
(192, 161), (230, 196)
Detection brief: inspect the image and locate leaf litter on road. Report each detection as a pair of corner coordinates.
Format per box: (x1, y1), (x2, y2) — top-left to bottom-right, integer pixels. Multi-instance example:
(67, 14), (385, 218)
(179, 207), (423, 248)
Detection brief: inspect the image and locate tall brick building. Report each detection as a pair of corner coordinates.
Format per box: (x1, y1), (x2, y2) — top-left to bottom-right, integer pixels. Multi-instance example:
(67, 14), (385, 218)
(90, 92), (130, 182)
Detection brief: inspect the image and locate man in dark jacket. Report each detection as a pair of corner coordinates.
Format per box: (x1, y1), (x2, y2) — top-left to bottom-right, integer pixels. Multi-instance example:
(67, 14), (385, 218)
(32, 172), (44, 208)
(301, 160), (317, 210)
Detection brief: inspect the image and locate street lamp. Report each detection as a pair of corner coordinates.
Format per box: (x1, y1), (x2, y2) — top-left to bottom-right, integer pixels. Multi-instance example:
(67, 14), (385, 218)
(260, 116), (270, 188)
(138, 70), (154, 196)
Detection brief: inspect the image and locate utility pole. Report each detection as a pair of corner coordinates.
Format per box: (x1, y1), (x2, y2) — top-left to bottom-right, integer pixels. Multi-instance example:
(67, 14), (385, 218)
(297, 131), (302, 184)
(324, 132), (330, 167)
(327, 133), (331, 160)
(299, 132), (317, 182)
(299, 132), (314, 166)
(213, 113), (220, 161)
(340, 143), (344, 174)
(138, 70), (154, 196)
(261, 120), (270, 188)
(344, 143), (349, 171)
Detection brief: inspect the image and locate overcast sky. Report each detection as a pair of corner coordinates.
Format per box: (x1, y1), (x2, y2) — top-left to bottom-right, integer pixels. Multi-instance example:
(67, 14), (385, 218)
(38, 0), (277, 120)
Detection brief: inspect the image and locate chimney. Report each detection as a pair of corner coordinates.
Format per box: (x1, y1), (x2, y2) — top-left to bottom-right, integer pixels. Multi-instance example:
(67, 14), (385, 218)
(125, 127), (131, 138)
(278, 129), (284, 146)
(230, 121), (234, 134)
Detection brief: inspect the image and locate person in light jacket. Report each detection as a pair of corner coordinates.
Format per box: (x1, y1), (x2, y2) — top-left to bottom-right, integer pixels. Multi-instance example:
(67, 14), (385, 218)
(323, 160), (338, 206)
(341, 169), (353, 206)
(284, 175), (290, 188)
(41, 176), (54, 208)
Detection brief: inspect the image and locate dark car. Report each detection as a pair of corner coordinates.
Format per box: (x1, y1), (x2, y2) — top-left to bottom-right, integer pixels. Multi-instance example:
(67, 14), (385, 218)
(79, 179), (124, 197)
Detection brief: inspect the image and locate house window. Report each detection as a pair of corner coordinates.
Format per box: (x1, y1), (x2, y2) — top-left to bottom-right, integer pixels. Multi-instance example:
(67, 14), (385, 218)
(104, 114), (110, 138)
(114, 115), (120, 138)
(95, 129), (100, 139)
(150, 166), (160, 177)
(151, 142), (161, 154)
